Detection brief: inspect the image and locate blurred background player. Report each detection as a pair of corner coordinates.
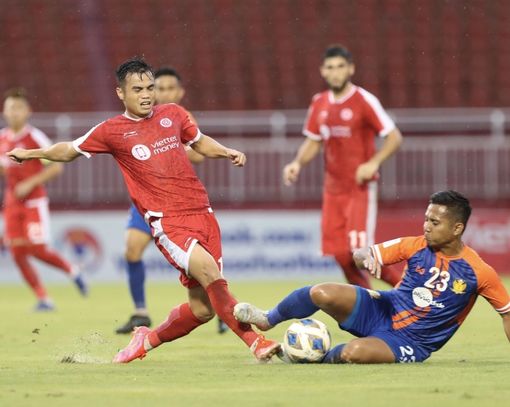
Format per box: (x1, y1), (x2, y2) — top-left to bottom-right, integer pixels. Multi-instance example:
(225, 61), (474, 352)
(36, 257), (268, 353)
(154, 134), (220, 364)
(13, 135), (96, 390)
(235, 190), (510, 363)
(116, 67), (228, 335)
(283, 44), (403, 289)
(0, 88), (87, 311)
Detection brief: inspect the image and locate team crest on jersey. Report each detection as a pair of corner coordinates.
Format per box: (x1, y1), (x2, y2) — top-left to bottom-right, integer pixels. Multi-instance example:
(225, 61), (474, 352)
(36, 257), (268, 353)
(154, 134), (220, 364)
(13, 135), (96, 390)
(160, 118), (173, 128)
(451, 279), (467, 294)
(131, 144), (151, 160)
(340, 108), (353, 121)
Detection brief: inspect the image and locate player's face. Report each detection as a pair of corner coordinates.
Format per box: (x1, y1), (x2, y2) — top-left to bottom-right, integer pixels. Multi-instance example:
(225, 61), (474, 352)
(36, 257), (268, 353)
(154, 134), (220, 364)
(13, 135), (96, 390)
(116, 72), (155, 118)
(3, 97), (31, 131)
(155, 75), (184, 105)
(423, 204), (463, 249)
(320, 56), (355, 93)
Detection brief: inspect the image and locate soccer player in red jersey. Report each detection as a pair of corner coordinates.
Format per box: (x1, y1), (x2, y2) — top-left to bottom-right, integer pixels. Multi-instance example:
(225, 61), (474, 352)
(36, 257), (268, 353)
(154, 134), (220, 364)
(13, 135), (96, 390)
(235, 191), (510, 363)
(117, 67), (228, 336)
(116, 67), (203, 333)
(0, 88), (88, 311)
(283, 45), (403, 289)
(7, 58), (279, 362)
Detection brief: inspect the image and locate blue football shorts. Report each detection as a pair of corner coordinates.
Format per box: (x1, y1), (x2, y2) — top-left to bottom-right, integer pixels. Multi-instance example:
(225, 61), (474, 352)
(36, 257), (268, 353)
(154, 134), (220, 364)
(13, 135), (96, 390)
(339, 286), (432, 363)
(126, 204), (152, 235)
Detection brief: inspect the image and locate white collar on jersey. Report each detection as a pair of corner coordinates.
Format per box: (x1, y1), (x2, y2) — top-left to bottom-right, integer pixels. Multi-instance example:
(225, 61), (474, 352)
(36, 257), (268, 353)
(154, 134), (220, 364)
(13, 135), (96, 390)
(328, 85), (357, 104)
(5, 124), (31, 141)
(122, 110), (154, 121)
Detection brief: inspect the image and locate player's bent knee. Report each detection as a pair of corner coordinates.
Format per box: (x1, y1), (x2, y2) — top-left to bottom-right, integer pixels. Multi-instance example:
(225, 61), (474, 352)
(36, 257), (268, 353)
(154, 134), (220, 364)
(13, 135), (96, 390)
(340, 342), (367, 363)
(190, 304), (216, 322)
(125, 246), (144, 262)
(196, 309), (215, 322)
(189, 260), (222, 286)
(341, 340), (395, 364)
(310, 284), (339, 309)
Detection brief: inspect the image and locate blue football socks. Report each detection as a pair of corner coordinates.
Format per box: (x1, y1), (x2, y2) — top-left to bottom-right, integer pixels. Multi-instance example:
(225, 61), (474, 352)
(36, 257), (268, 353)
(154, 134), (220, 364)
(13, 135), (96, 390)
(73, 274), (89, 296)
(127, 260), (146, 309)
(322, 344), (346, 364)
(267, 286), (319, 327)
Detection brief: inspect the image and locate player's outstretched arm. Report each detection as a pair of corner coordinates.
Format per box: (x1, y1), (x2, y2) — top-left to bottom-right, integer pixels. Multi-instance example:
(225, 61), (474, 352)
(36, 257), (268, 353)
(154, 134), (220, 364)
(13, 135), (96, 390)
(191, 135), (246, 167)
(185, 148), (205, 164)
(7, 142), (81, 164)
(353, 247), (382, 279)
(283, 138), (322, 186)
(355, 127), (403, 184)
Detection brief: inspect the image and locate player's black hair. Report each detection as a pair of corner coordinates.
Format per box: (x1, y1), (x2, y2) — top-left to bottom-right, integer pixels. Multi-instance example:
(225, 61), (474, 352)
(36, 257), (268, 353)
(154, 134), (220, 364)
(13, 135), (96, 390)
(429, 190), (472, 227)
(323, 44), (353, 63)
(155, 67), (181, 82)
(115, 57), (154, 86)
(4, 87), (29, 101)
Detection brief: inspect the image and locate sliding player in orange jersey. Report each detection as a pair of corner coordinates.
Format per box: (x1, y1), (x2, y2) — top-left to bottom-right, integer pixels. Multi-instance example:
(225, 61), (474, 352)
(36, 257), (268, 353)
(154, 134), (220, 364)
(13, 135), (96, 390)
(235, 190), (510, 363)
(0, 88), (87, 311)
(283, 44), (403, 289)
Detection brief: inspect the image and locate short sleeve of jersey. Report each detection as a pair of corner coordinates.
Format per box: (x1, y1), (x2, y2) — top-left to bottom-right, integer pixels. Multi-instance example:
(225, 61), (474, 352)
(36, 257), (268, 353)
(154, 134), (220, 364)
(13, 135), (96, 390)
(302, 94), (323, 141)
(358, 88), (396, 137)
(371, 236), (426, 265)
(175, 105), (202, 146)
(476, 266), (510, 314)
(72, 121), (108, 158)
(30, 127), (52, 148)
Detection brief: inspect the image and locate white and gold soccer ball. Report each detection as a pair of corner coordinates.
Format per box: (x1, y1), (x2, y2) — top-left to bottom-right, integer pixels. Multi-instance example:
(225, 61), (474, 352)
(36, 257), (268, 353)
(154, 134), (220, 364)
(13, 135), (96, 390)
(283, 318), (331, 363)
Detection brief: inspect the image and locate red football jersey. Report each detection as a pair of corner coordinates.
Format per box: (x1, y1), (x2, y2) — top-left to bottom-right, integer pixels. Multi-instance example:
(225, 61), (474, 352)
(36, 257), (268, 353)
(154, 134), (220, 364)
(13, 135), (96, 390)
(72, 104), (210, 216)
(0, 125), (52, 205)
(303, 86), (395, 194)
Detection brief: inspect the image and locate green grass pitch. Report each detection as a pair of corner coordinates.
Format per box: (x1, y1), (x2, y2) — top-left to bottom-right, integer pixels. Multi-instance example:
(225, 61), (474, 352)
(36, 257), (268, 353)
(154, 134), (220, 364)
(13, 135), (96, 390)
(1, 278), (509, 407)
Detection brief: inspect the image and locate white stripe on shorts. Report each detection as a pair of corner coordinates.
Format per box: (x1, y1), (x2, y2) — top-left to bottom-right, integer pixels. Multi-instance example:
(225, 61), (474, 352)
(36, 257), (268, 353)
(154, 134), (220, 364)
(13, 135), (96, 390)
(25, 197), (51, 244)
(150, 217), (198, 275)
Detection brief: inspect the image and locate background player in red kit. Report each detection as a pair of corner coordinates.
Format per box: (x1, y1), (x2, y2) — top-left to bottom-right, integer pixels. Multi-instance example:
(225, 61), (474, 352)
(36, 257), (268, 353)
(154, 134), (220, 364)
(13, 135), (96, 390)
(0, 88), (87, 311)
(7, 58), (279, 362)
(283, 44), (403, 289)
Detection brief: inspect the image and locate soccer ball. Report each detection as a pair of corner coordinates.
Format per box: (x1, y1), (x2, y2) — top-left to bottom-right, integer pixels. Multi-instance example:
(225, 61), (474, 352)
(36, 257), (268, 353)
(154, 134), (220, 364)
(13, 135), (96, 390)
(283, 318), (331, 363)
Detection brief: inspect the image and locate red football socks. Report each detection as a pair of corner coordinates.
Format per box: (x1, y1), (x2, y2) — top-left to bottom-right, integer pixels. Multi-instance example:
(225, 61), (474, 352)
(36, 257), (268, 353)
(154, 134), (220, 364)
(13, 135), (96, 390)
(29, 244), (73, 275)
(334, 253), (372, 288)
(10, 246), (47, 299)
(381, 265), (403, 287)
(205, 279), (258, 347)
(148, 303), (205, 348)
(335, 253), (402, 288)
(147, 280), (259, 350)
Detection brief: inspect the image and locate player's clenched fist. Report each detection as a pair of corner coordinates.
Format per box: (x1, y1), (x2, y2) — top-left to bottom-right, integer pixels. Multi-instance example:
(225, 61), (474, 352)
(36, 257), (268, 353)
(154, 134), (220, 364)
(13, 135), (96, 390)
(226, 149), (246, 167)
(6, 148), (29, 163)
(283, 161), (301, 186)
(353, 247), (382, 279)
(355, 160), (379, 185)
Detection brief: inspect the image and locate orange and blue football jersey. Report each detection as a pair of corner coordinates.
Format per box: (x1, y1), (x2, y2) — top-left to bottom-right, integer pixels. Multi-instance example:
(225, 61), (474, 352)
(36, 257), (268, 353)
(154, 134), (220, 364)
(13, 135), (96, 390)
(371, 236), (510, 353)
